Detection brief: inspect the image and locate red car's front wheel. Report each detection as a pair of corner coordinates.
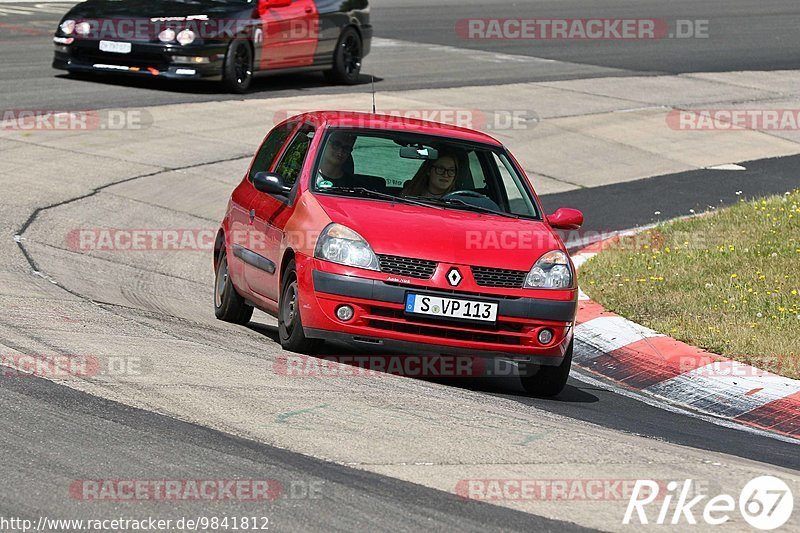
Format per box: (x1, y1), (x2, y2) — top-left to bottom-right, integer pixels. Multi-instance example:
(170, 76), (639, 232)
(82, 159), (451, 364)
(519, 341), (573, 397)
(278, 259), (322, 354)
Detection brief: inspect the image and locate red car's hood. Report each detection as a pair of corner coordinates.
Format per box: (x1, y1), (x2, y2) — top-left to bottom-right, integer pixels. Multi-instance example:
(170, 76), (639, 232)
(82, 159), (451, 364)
(314, 196), (564, 271)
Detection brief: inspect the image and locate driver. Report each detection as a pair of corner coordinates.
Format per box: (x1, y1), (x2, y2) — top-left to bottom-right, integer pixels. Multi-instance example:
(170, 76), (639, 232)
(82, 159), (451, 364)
(316, 132), (357, 189)
(401, 153), (459, 198)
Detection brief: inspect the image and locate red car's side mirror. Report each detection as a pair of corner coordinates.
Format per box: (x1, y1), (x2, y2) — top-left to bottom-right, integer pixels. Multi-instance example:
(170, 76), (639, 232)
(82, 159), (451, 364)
(547, 208), (584, 230)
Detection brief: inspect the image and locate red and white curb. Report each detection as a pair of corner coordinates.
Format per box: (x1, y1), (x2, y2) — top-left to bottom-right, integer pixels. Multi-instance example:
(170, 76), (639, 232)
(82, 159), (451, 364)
(570, 234), (800, 441)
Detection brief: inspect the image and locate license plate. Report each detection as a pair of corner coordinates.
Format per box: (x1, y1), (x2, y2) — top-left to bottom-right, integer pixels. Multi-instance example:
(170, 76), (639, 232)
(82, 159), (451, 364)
(99, 40), (131, 54)
(405, 293), (498, 323)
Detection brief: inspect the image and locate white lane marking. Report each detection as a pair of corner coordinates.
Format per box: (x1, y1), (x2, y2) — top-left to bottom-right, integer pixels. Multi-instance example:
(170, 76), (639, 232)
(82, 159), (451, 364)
(0, 6), (34, 14)
(706, 163), (747, 171)
(0, 2), (69, 17)
(570, 367), (800, 445)
(574, 315), (664, 358)
(646, 361), (800, 418)
(614, 105), (669, 113)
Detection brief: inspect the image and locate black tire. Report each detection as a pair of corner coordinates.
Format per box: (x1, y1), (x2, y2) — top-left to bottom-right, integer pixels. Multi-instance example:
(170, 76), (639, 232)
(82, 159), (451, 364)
(214, 249), (254, 325)
(519, 341), (573, 397)
(324, 27), (362, 85)
(222, 38), (253, 93)
(278, 260), (322, 354)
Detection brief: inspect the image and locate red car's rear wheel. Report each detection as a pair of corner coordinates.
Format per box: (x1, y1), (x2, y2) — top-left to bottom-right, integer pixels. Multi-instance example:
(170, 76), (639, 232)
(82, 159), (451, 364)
(214, 249), (254, 325)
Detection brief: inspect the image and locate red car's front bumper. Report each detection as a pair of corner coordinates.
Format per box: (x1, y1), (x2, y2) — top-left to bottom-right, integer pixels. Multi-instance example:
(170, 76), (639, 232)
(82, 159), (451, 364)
(294, 253), (576, 366)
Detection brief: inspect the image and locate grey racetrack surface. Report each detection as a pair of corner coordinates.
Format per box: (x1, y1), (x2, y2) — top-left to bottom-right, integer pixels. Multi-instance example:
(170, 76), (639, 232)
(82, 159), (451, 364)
(0, 374), (590, 532)
(1, 1), (799, 531)
(2, 0), (800, 108)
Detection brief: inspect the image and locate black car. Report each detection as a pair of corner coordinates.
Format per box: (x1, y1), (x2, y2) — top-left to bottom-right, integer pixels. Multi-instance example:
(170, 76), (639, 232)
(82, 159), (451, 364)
(52, 0), (371, 92)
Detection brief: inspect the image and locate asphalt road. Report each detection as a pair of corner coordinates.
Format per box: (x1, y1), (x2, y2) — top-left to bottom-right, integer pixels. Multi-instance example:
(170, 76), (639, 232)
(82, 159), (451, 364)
(2, 0), (800, 108)
(542, 155), (800, 236)
(0, 373), (587, 532)
(376, 0), (800, 74)
(1, 1), (799, 530)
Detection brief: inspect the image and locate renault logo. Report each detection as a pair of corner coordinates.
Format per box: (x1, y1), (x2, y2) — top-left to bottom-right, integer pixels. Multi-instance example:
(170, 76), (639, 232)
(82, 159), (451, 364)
(446, 267), (463, 287)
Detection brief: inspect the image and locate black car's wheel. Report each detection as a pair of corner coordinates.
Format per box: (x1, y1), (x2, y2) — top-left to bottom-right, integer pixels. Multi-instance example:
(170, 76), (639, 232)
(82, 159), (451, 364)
(278, 259), (322, 354)
(325, 27), (362, 85)
(214, 249), (254, 325)
(519, 341), (573, 397)
(222, 38), (253, 93)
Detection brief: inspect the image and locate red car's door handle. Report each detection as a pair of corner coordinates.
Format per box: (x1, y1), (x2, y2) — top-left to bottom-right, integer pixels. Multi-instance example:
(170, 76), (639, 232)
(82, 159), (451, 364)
(249, 209), (256, 224)
(305, 6), (312, 13)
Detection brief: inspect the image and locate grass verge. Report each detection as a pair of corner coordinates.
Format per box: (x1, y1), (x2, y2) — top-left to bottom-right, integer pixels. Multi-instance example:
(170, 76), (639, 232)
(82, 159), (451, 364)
(580, 189), (800, 379)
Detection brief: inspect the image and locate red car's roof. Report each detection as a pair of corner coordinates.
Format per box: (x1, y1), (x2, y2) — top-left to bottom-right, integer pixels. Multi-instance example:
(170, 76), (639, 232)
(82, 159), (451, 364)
(291, 111), (503, 147)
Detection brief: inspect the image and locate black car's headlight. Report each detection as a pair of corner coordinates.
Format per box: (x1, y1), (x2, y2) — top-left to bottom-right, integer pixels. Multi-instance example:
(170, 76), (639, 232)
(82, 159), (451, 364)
(59, 19), (75, 35)
(74, 21), (91, 36)
(177, 29), (196, 45)
(159, 28), (176, 42)
(314, 224), (380, 271)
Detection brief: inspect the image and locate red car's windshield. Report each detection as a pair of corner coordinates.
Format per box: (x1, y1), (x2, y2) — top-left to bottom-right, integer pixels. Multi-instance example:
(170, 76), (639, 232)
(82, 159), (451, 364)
(312, 128), (541, 219)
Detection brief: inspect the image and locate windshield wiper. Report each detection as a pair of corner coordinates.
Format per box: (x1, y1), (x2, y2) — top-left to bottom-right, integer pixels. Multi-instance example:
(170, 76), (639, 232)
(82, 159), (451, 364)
(406, 196), (522, 219)
(322, 187), (444, 209)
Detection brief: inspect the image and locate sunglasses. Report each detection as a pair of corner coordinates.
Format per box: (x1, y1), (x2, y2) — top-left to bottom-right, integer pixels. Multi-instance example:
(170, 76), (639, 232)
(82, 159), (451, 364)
(431, 165), (457, 178)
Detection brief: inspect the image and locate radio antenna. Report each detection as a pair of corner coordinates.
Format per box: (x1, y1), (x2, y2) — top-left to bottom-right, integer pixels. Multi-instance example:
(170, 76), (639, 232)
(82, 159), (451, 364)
(371, 76), (376, 114)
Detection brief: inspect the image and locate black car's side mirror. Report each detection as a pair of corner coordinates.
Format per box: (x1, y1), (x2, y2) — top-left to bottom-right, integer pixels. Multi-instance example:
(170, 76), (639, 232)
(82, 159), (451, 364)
(253, 172), (292, 196)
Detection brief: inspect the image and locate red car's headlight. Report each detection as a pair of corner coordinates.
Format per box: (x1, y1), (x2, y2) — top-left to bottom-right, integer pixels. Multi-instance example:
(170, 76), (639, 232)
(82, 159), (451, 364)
(314, 223), (380, 271)
(524, 250), (573, 289)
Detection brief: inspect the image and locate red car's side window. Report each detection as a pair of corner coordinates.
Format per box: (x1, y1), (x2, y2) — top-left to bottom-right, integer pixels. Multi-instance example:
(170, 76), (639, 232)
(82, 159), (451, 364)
(247, 122), (296, 181)
(273, 126), (315, 187)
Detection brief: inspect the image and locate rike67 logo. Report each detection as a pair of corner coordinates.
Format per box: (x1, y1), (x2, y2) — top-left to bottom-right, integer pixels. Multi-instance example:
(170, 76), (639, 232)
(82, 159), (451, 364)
(624, 476), (794, 530)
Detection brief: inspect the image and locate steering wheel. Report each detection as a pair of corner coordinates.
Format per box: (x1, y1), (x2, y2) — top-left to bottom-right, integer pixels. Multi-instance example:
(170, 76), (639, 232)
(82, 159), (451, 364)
(441, 190), (503, 212)
(442, 190), (484, 200)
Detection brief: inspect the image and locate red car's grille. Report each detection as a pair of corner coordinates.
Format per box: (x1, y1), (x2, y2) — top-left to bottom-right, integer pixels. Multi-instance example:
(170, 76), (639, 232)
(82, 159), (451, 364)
(471, 266), (528, 288)
(366, 308), (525, 346)
(378, 255), (437, 279)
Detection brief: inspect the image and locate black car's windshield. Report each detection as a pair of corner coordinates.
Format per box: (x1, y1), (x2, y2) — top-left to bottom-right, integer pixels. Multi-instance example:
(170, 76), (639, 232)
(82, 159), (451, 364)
(312, 129), (541, 219)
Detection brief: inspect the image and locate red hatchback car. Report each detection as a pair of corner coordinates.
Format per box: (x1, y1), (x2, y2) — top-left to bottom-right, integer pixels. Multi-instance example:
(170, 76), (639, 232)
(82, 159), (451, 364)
(214, 112), (584, 396)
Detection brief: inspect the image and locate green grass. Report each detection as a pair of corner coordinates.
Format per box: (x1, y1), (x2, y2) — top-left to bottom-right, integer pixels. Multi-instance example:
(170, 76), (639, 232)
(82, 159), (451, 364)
(580, 190), (800, 379)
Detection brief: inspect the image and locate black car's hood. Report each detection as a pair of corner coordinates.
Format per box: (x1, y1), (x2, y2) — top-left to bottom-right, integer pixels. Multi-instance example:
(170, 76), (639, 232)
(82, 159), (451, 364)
(66, 0), (252, 19)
